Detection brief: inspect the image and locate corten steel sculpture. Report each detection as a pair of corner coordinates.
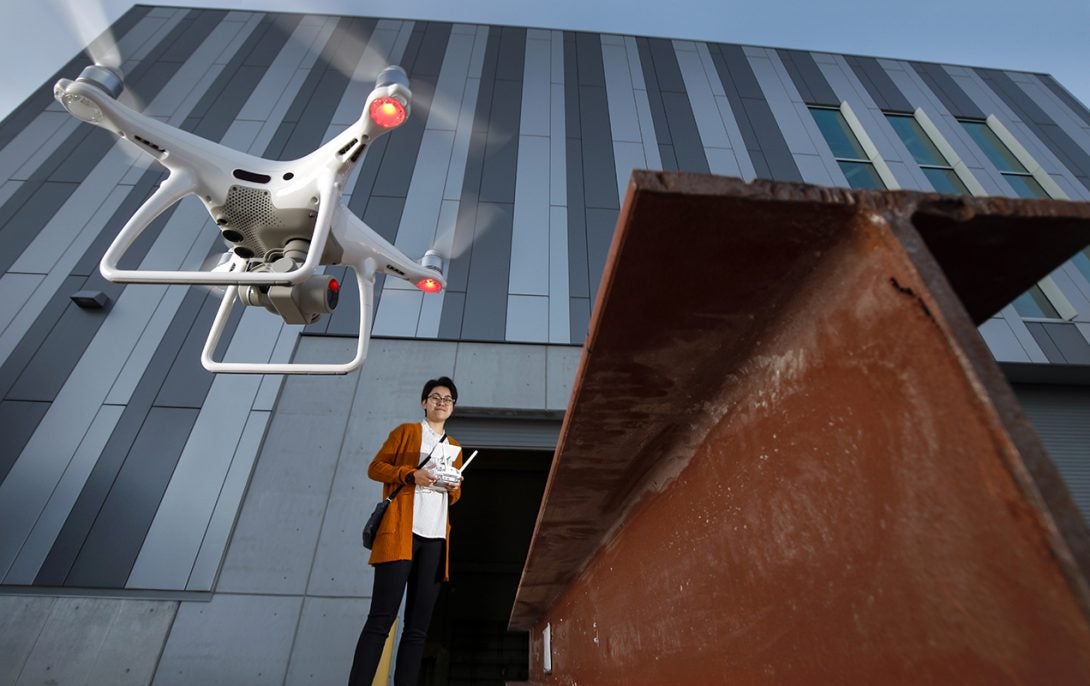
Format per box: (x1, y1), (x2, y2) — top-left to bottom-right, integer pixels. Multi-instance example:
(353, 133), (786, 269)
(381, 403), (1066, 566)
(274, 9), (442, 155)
(511, 172), (1090, 685)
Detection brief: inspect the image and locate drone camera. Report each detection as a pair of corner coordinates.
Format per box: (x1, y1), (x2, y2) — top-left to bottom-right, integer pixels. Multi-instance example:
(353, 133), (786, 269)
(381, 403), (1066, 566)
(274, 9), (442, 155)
(240, 273), (340, 325)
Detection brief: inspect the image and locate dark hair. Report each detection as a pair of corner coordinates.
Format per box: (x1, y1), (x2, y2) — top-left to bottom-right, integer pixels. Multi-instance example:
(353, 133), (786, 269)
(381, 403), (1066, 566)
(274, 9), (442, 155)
(421, 376), (458, 404)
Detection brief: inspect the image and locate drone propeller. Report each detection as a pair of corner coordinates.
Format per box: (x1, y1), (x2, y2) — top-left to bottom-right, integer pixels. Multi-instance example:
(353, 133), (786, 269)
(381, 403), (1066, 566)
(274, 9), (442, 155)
(426, 202), (505, 269)
(48, 0), (122, 70)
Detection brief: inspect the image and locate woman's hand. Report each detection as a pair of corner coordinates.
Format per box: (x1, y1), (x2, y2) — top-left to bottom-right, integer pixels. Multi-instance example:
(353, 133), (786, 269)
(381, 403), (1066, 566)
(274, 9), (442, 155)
(412, 469), (437, 487)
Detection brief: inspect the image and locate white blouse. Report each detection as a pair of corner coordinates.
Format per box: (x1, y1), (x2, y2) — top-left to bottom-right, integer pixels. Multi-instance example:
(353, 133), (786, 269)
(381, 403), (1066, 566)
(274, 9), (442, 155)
(412, 421), (451, 538)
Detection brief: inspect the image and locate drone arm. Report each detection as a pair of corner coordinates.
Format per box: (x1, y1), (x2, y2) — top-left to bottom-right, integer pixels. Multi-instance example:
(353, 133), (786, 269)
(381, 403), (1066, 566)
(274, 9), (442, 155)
(99, 169), (198, 280)
(333, 209), (448, 288)
(200, 259), (376, 375)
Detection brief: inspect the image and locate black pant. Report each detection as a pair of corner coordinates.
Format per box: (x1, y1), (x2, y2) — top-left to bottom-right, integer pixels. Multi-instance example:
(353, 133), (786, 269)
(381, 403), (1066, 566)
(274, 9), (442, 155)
(349, 534), (444, 686)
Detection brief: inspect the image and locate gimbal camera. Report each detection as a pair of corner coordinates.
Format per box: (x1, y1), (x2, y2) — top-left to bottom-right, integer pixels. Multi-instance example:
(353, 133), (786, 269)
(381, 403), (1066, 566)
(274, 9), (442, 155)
(54, 62), (444, 374)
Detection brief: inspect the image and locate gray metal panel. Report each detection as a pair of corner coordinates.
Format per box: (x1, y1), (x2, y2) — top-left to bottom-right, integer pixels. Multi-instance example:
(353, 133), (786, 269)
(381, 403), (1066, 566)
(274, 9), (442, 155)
(0, 401), (124, 584)
(601, 40), (643, 143)
(417, 200), (460, 337)
(155, 297), (236, 411)
(510, 135), (552, 296)
(1040, 74), (1090, 128)
(569, 296), (591, 344)
(438, 290), (467, 339)
(0, 181), (78, 275)
(128, 312), (281, 590)
(236, 18), (333, 122)
(1013, 384), (1090, 526)
(520, 33), (553, 137)
(12, 597), (176, 686)
(479, 78), (524, 204)
(0, 273), (44, 351)
(733, 50), (807, 181)
(546, 345), (581, 411)
(999, 306), (1049, 363)
(673, 43), (733, 151)
(611, 141), (647, 212)
(393, 128), (456, 263)
(579, 86), (622, 208)
(33, 290), (203, 587)
(575, 32), (607, 88)
(153, 594), (302, 686)
(845, 55), (913, 112)
(976, 68), (1090, 191)
(1025, 322), (1066, 363)
(506, 295), (550, 342)
(64, 407), (199, 588)
(0, 400), (49, 485)
(980, 318), (1033, 363)
(549, 206), (571, 344)
(660, 88), (710, 173)
(454, 342), (548, 409)
(0, 112), (71, 186)
(104, 284), (190, 406)
(284, 597), (371, 686)
(565, 138), (589, 298)
(634, 38), (669, 146)
(909, 61), (986, 119)
(372, 287), (423, 337)
(5, 284), (122, 404)
(460, 202), (513, 341)
(443, 74), (484, 202)
(446, 416), (560, 449)
(138, 12), (255, 119)
(187, 409), (271, 590)
(1039, 322), (1090, 364)
(586, 207), (619, 307)
(776, 49), (839, 106)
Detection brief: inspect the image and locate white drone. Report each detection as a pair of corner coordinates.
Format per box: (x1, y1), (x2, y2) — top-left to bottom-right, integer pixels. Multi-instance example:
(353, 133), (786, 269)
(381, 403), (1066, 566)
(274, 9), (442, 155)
(53, 62), (444, 375)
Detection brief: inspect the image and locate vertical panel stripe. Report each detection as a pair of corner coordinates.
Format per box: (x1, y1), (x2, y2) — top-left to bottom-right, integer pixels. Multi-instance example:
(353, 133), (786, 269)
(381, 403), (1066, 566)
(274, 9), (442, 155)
(976, 68), (1090, 191)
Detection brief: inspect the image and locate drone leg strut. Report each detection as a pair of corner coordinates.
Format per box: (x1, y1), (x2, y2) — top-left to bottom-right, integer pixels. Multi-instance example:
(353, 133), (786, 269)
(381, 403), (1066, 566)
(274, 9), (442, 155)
(200, 261), (377, 375)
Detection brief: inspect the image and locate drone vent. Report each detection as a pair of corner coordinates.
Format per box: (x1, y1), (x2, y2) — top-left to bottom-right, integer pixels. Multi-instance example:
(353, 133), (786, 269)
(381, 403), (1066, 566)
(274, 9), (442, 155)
(220, 185), (285, 254)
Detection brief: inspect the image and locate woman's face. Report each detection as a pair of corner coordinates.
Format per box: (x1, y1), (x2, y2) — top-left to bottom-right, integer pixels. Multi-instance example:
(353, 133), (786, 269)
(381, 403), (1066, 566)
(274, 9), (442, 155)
(422, 385), (455, 423)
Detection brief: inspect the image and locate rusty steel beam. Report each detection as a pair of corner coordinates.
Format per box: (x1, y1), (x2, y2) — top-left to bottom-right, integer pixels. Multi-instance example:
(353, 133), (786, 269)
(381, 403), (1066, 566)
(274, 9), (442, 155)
(511, 172), (1090, 684)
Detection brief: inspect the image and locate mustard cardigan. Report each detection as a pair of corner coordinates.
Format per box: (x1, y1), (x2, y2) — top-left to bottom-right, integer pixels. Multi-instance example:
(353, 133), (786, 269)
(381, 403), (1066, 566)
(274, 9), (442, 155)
(366, 422), (462, 580)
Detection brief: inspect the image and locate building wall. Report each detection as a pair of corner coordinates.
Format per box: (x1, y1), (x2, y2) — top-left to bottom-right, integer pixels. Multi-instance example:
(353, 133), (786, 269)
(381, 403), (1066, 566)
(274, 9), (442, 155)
(1, 4), (1090, 684)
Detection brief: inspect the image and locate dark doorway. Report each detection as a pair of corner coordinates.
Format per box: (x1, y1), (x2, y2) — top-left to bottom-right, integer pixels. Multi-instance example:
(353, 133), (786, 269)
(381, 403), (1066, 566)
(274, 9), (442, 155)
(419, 447), (552, 685)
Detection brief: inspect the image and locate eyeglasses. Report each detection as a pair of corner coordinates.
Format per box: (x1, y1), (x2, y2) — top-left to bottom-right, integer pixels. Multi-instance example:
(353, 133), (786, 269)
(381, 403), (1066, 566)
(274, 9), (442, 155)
(427, 394), (455, 406)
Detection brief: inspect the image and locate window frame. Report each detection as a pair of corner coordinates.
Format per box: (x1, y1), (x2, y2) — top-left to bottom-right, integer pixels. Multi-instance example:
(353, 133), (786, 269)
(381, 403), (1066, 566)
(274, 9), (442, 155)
(809, 103), (897, 190)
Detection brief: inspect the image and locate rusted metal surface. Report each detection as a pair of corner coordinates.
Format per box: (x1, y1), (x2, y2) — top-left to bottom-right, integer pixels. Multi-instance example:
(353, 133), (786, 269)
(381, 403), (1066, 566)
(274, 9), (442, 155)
(511, 172), (1090, 684)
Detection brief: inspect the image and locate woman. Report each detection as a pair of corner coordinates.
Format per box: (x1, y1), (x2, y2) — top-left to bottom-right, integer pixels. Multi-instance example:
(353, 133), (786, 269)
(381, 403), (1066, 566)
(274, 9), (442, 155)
(349, 376), (463, 686)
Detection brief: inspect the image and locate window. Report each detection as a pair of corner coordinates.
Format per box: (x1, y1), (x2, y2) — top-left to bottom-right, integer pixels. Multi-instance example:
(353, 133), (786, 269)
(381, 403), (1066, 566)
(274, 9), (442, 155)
(810, 106), (886, 190)
(1072, 248), (1090, 284)
(958, 120), (1049, 198)
(885, 113), (968, 195)
(1012, 285), (1061, 319)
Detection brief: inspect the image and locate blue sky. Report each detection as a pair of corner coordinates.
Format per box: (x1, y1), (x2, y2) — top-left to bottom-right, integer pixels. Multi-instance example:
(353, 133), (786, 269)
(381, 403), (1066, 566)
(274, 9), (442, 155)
(4, 0), (1089, 124)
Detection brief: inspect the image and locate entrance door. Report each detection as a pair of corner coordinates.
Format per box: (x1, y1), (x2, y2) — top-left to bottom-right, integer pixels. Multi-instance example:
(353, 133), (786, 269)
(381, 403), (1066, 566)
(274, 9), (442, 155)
(419, 448), (552, 685)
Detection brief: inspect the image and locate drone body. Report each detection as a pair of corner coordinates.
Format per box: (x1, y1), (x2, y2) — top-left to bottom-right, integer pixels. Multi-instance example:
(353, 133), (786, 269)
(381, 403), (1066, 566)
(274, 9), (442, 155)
(53, 63), (444, 374)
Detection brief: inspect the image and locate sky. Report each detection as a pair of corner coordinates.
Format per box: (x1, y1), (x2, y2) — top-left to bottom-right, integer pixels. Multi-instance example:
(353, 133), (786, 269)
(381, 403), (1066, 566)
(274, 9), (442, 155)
(2, 0), (1089, 124)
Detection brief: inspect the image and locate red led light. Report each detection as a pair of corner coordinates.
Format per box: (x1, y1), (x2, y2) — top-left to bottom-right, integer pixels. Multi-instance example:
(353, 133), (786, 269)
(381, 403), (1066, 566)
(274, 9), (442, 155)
(369, 97), (407, 128)
(328, 278), (340, 293)
(417, 277), (443, 294)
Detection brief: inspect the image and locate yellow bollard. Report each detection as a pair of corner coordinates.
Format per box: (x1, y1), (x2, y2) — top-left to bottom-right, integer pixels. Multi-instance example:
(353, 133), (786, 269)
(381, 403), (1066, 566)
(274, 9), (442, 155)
(372, 617), (397, 685)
